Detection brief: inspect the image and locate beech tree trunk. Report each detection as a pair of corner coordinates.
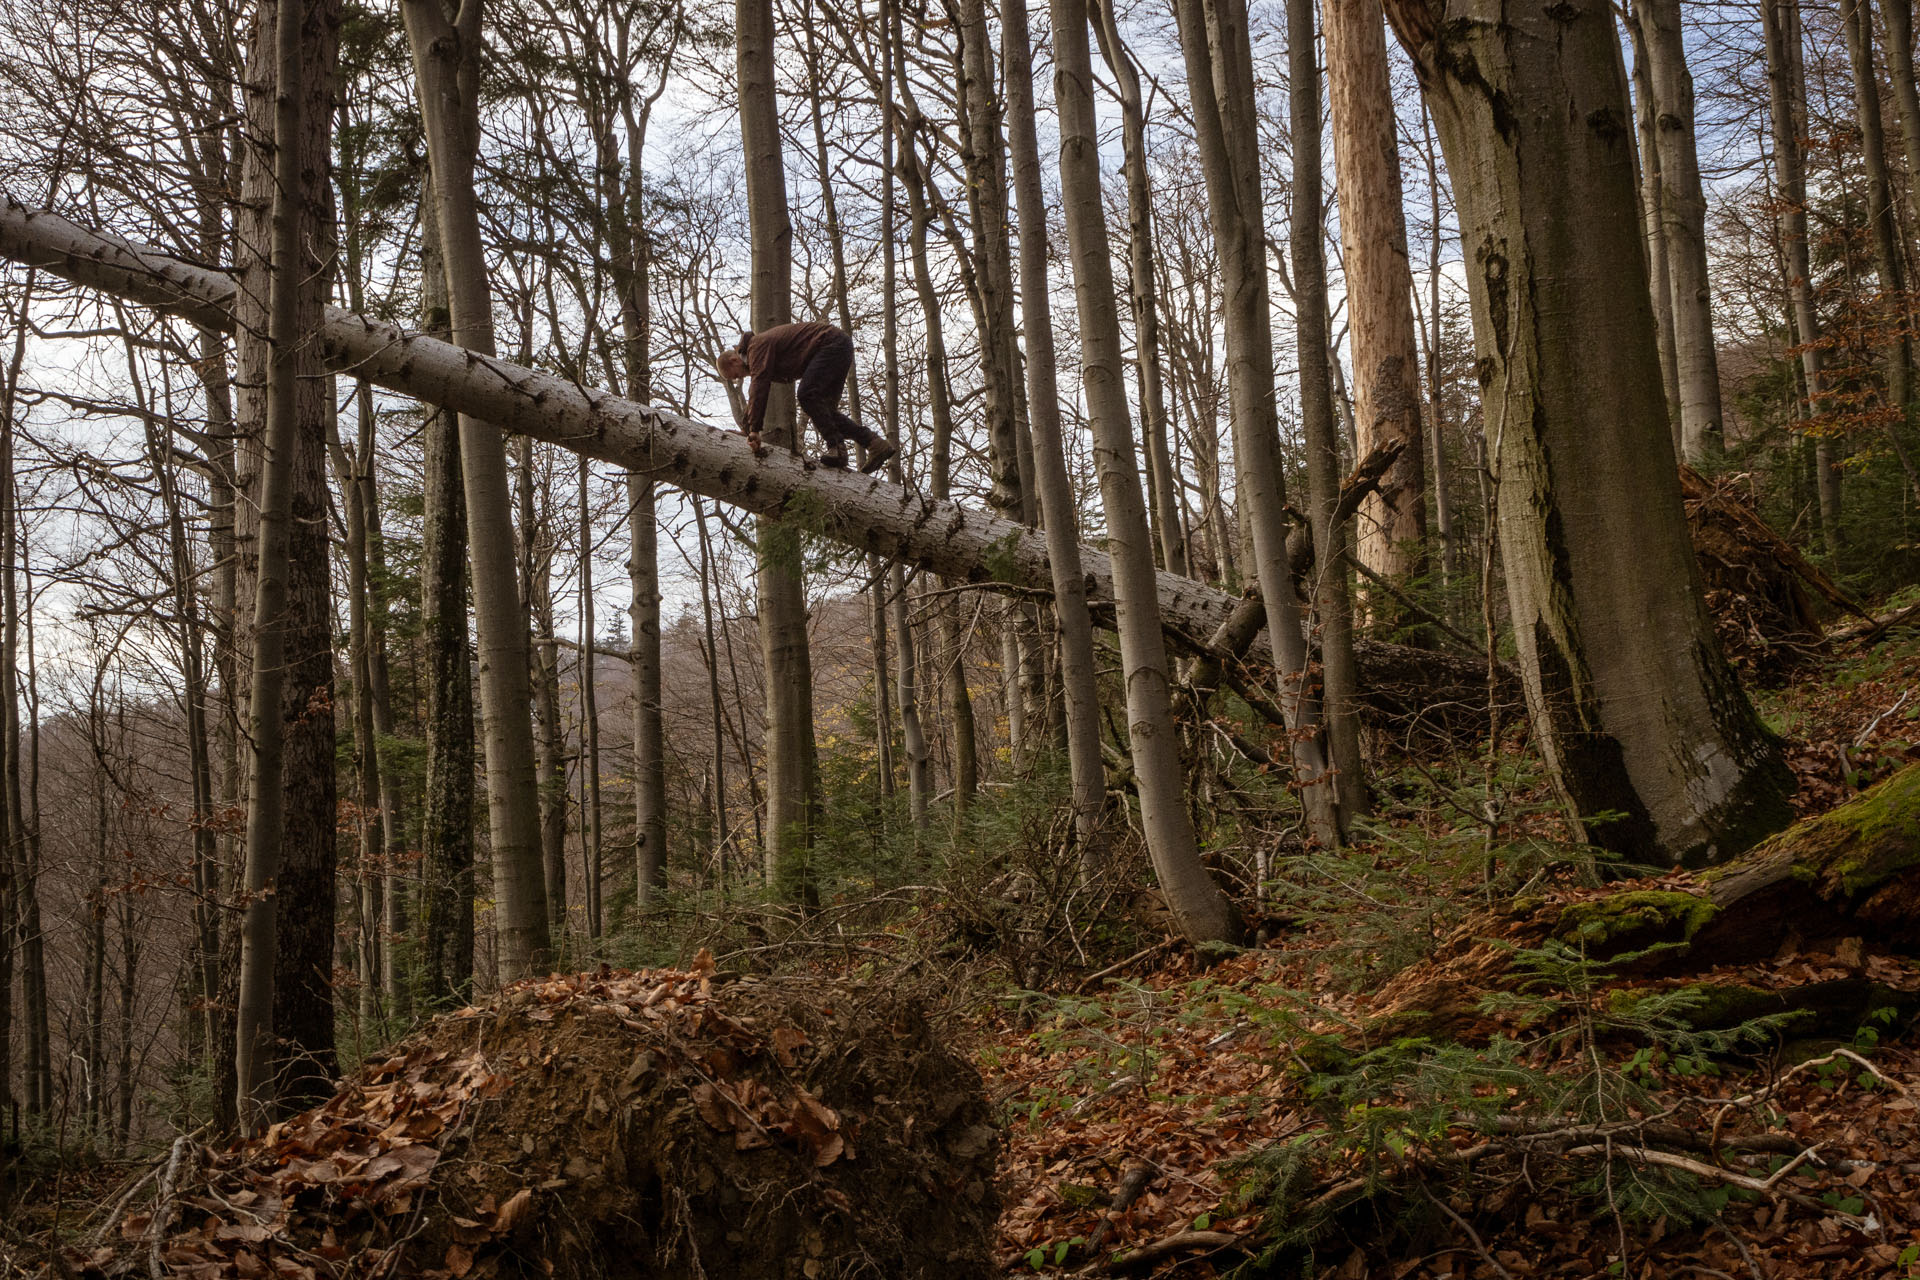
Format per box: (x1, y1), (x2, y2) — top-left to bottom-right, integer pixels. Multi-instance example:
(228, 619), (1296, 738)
(1631, 0), (1725, 462)
(1383, 0), (1796, 864)
(1050, 0), (1240, 945)
(1625, 19), (1684, 442)
(1293, 0), (1370, 822)
(739, 0), (819, 901)
(1173, 0), (1342, 843)
(402, 0), (552, 980)
(1092, 0), (1187, 579)
(1760, 0), (1840, 559)
(415, 200), (476, 1007)
(0, 198), (1485, 717)
(1842, 0), (1915, 428)
(878, 0), (931, 831)
(1007, 0), (1107, 857)
(1325, 0), (1430, 592)
(234, 0), (338, 1130)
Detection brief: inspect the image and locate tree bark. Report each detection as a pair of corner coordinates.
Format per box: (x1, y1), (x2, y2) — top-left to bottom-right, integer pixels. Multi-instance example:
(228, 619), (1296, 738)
(1325, 0), (1430, 592)
(1051, 0), (1240, 945)
(1383, 0), (1796, 865)
(878, 0), (931, 831)
(1760, 0), (1840, 559)
(234, 0), (338, 1130)
(402, 0), (552, 980)
(1007, 0), (1108, 858)
(1292, 0), (1370, 822)
(1842, 0), (1915, 430)
(415, 191), (476, 1008)
(1173, 0), (1342, 843)
(738, 0), (818, 901)
(1625, 9), (1683, 444)
(1092, 0), (1188, 580)
(1631, 0), (1725, 462)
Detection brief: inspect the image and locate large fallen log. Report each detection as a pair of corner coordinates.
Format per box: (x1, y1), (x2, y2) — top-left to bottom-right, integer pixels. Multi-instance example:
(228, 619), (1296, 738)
(1361, 763), (1920, 1043)
(0, 195), (1465, 711)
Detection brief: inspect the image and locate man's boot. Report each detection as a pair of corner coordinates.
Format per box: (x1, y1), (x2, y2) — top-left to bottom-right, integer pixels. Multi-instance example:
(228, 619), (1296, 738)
(860, 438), (897, 475)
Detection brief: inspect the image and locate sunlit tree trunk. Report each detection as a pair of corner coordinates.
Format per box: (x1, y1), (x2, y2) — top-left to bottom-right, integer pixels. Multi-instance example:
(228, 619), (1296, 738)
(1325, 0), (1429, 595)
(1385, 0), (1796, 863)
(1293, 0), (1369, 821)
(1842, 0), (1915, 428)
(1630, 0), (1724, 461)
(1174, 0), (1342, 842)
(1625, 14), (1683, 441)
(1761, 0), (1840, 557)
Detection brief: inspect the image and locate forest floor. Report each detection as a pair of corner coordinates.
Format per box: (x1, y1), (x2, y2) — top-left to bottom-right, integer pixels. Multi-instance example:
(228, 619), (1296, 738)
(11, 625), (1920, 1280)
(976, 624), (1920, 1277)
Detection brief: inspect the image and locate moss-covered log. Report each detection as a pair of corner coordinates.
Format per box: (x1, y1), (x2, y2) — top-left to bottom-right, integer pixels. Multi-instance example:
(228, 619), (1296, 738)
(1551, 762), (1920, 961)
(1364, 765), (1920, 1044)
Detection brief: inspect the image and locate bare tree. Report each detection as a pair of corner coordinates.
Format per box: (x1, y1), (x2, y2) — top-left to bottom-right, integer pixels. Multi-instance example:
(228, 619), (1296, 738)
(402, 0), (552, 978)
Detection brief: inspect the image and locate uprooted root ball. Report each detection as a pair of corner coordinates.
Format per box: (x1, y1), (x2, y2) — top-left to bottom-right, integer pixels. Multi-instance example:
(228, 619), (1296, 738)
(110, 962), (1000, 1280)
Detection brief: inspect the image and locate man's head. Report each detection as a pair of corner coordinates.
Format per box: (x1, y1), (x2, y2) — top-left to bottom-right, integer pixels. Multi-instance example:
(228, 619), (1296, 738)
(717, 331), (751, 381)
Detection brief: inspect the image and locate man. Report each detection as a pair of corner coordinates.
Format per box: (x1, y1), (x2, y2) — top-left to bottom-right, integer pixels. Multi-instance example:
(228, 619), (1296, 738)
(717, 322), (897, 473)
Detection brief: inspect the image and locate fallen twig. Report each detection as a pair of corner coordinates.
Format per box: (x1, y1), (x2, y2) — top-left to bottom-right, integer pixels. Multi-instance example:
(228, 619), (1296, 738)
(1104, 1228), (1242, 1273)
(1076, 939), (1176, 994)
(1080, 1162), (1154, 1262)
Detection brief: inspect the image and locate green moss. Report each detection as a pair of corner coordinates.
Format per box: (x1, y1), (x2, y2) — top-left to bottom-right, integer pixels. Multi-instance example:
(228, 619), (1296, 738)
(1556, 890), (1720, 949)
(1605, 982), (1813, 1032)
(1704, 762), (1920, 900)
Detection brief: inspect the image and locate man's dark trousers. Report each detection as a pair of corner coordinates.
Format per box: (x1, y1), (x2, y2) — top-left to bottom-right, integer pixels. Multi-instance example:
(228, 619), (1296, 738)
(796, 331), (877, 451)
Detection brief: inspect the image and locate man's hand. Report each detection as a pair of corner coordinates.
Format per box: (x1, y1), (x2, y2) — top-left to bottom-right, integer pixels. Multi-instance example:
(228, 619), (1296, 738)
(746, 430), (767, 457)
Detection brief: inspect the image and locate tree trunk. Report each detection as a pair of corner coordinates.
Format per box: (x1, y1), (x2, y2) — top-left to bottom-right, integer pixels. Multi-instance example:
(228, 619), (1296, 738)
(1631, 0), (1725, 462)
(415, 196), (476, 1008)
(0, 199), (1506, 713)
(1051, 0), (1240, 945)
(1383, 0), (1796, 865)
(1760, 0), (1840, 559)
(579, 459), (603, 936)
(1625, 11), (1683, 443)
(234, 0), (338, 1130)
(520, 440), (570, 934)
(894, 113), (978, 819)
(1092, 0), (1188, 580)
(1325, 0), (1430, 593)
(402, 0), (552, 980)
(877, 4), (931, 831)
(1293, 0), (1370, 822)
(1006, 0), (1108, 858)
(1883, 0), (1920, 235)
(1174, 0), (1342, 843)
(738, 0), (819, 902)
(1842, 0), (1915, 430)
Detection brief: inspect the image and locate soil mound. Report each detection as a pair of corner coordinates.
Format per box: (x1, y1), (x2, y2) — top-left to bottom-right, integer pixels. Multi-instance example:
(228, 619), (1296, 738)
(98, 959), (998, 1279)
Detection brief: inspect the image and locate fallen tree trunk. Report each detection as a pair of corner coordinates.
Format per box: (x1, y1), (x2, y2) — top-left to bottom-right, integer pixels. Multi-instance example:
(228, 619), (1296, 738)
(1364, 763), (1920, 1042)
(0, 195), (1471, 713)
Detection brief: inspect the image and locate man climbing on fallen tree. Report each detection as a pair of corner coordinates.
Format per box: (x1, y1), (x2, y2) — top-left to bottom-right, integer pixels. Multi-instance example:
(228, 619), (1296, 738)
(718, 322), (897, 473)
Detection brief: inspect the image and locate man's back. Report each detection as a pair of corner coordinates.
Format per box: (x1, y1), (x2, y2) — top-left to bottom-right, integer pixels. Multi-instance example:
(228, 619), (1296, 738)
(742, 322), (842, 382)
